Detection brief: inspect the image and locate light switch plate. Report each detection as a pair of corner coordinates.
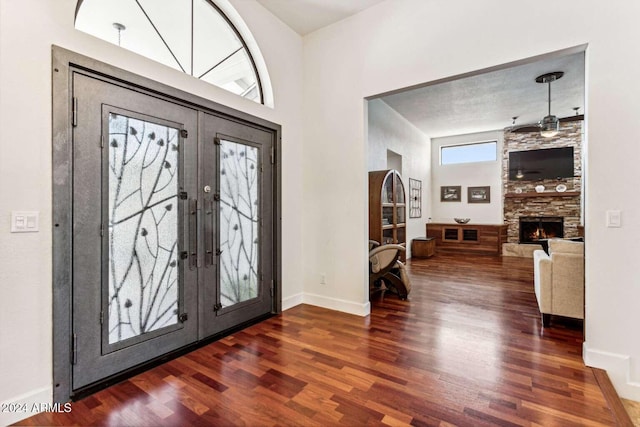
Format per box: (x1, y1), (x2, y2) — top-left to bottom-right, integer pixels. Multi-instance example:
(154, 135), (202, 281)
(11, 211), (39, 233)
(606, 210), (621, 228)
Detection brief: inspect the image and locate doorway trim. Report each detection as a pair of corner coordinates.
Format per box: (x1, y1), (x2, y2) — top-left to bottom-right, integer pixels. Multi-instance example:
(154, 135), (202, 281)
(52, 45), (282, 402)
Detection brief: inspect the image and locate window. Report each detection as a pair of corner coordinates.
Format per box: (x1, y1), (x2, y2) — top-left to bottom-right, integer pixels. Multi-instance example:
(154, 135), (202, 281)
(440, 141), (497, 165)
(75, 0), (265, 104)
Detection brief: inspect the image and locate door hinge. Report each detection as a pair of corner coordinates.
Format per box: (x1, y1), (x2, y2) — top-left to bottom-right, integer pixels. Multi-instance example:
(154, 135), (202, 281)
(180, 129), (188, 138)
(72, 97), (78, 127)
(213, 303), (223, 312)
(270, 146), (275, 164)
(270, 280), (274, 297)
(179, 191), (188, 200)
(100, 311), (104, 325)
(179, 313), (188, 323)
(100, 134), (104, 148)
(100, 223), (104, 237)
(71, 333), (77, 365)
(214, 137), (221, 145)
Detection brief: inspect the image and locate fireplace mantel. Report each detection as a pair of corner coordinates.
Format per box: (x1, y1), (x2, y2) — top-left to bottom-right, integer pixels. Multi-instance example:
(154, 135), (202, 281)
(505, 191), (580, 199)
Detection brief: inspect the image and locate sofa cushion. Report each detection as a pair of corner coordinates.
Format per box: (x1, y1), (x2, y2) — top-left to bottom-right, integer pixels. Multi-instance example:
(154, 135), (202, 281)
(549, 238), (584, 255)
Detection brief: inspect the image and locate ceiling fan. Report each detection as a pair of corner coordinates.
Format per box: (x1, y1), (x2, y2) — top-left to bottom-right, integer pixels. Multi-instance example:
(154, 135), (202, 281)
(509, 71), (584, 137)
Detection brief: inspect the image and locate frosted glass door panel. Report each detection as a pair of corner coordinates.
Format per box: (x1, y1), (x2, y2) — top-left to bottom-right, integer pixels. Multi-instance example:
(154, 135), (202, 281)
(219, 139), (259, 308)
(108, 113), (180, 344)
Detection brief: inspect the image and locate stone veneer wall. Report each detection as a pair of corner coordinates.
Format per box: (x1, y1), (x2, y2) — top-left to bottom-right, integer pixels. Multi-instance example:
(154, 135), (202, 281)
(503, 121), (582, 243)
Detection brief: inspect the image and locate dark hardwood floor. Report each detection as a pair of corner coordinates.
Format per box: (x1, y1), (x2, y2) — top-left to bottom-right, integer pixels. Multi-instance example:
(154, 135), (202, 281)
(18, 254), (617, 426)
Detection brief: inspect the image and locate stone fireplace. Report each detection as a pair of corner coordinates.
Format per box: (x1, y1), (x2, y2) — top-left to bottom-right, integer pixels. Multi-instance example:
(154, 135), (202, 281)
(519, 216), (563, 243)
(502, 121), (583, 245)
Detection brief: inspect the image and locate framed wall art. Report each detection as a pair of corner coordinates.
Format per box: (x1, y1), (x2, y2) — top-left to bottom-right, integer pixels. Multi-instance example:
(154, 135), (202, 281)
(409, 178), (422, 218)
(468, 186), (491, 203)
(440, 185), (461, 202)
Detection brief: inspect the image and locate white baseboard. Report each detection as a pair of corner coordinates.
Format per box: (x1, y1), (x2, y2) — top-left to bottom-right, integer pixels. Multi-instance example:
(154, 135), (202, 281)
(302, 292), (370, 316)
(584, 343), (640, 401)
(0, 386), (52, 426)
(282, 292), (304, 311)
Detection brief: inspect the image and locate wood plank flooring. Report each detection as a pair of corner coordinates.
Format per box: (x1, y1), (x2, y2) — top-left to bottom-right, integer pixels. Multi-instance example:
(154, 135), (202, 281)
(18, 254), (617, 426)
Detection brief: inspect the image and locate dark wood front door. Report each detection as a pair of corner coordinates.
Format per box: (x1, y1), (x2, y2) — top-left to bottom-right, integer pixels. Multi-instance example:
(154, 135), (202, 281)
(69, 70), (276, 392)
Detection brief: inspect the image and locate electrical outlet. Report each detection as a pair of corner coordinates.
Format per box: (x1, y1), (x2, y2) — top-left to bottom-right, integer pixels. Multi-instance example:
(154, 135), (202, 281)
(320, 274), (326, 285)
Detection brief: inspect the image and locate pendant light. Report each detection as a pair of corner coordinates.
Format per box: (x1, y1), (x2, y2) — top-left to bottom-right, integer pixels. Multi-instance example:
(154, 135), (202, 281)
(113, 22), (126, 47)
(535, 71), (564, 138)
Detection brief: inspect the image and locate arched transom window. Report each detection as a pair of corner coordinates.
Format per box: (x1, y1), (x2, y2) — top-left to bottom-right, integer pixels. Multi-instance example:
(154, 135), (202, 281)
(75, 0), (264, 104)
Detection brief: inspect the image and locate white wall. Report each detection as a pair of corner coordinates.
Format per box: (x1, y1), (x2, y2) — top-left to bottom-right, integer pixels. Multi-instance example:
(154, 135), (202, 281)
(367, 99), (431, 258)
(431, 131), (503, 224)
(386, 149), (402, 174)
(0, 0), (304, 424)
(301, 0), (640, 399)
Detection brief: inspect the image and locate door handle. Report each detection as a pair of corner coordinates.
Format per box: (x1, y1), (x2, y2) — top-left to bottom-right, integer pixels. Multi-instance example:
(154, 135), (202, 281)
(204, 199), (214, 267)
(189, 198), (198, 269)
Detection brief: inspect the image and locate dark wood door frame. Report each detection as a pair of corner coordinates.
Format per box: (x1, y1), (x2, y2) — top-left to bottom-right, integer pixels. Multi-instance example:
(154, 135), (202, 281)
(52, 46), (282, 403)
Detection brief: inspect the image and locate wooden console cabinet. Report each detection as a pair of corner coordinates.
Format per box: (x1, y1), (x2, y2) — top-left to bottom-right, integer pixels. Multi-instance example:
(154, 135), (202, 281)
(426, 223), (507, 255)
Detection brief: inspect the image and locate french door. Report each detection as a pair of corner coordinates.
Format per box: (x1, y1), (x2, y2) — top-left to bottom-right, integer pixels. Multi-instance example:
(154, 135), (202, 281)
(69, 71), (275, 391)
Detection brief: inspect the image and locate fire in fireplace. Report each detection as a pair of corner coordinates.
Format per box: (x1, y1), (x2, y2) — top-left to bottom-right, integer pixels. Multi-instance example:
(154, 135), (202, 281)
(519, 216), (563, 243)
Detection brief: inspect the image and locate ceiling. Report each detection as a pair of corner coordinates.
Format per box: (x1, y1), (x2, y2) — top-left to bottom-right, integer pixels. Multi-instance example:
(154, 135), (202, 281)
(254, 1), (584, 139)
(380, 52), (585, 138)
(256, 0), (387, 35)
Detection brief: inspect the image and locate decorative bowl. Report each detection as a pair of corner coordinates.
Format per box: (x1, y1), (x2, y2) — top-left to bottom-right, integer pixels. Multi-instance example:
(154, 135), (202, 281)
(454, 218), (470, 224)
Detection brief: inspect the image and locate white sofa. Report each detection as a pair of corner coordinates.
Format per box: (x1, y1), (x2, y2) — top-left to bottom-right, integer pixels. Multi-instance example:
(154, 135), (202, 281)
(533, 239), (584, 327)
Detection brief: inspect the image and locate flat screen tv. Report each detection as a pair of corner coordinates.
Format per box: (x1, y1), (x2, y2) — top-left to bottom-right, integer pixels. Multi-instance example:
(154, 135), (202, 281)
(508, 147), (574, 181)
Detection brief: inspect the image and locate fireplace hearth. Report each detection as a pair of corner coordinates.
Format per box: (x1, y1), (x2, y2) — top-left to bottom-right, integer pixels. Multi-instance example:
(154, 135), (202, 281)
(519, 216), (563, 243)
